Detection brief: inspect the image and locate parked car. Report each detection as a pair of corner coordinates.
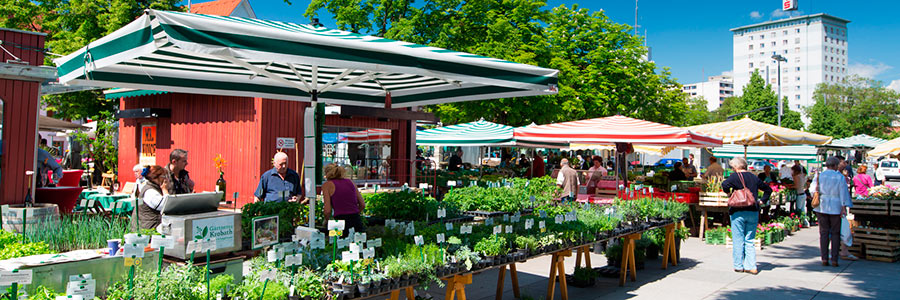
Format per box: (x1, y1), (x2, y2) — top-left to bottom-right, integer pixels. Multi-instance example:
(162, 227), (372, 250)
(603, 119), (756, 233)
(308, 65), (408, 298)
(879, 159), (900, 180)
(748, 159), (775, 172)
(652, 158), (681, 168)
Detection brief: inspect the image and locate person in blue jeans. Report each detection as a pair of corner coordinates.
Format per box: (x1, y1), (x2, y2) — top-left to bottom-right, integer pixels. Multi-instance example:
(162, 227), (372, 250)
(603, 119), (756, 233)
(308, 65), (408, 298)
(722, 157), (772, 275)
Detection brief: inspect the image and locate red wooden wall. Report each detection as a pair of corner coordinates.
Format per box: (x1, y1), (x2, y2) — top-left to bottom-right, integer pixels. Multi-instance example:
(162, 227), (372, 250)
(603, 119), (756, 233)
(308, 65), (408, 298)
(0, 29), (45, 205)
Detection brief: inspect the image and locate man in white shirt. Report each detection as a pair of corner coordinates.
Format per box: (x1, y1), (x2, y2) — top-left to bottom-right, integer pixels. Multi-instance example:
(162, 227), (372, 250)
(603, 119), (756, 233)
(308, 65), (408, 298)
(779, 161), (793, 180)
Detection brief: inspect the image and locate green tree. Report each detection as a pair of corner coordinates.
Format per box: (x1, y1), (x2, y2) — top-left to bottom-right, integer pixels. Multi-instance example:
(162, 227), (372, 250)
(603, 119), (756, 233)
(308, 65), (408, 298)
(738, 71), (803, 130)
(710, 96), (744, 122)
(305, 2), (694, 126)
(806, 96), (852, 138)
(806, 75), (900, 138)
(681, 96), (711, 126)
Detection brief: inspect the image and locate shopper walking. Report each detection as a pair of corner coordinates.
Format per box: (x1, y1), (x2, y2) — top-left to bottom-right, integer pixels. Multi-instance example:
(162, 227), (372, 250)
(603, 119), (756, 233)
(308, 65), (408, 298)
(874, 163), (885, 186)
(853, 165), (874, 198)
(722, 157), (772, 275)
(791, 165), (809, 226)
(810, 156), (853, 267)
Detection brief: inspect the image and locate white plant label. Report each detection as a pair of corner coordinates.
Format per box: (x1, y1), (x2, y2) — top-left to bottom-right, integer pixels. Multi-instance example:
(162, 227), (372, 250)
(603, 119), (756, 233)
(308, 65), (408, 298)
(327, 220), (346, 231)
(539, 210), (548, 218)
(354, 233), (367, 244)
(57, 296), (84, 300)
(447, 180), (457, 187)
(445, 223), (454, 231)
(66, 279), (96, 299)
(68, 274), (91, 282)
(385, 219), (395, 228)
(539, 221), (546, 229)
(202, 239), (218, 252)
(186, 241), (202, 253)
(505, 225), (513, 234)
(436, 233), (445, 244)
(259, 269), (276, 281)
(405, 223), (416, 236)
(150, 235), (175, 249)
(369, 238), (383, 248)
(484, 218), (494, 226)
(285, 254), (302, 267)
(336, 238), (350, 249)
(267, 250), (278, 262)
(555, 215), (564, 225)
(671, 185), (677, 192)
(341, 251), (359, 263)
(418, 183), (429, 189)
(460, 225), (472, 234)
(437, 208), (447, 219)
(525, 219), (534, 230)
(493, 225), (502, 235)
(363, 247), (375, 259)
(414, 235), (424, 246)
(502, 215), (509, 222)
(349, 243), (361, 254)
(123, 244), (144, 258)
(0, 270), (32, 285)
(310, 239), (325, 249)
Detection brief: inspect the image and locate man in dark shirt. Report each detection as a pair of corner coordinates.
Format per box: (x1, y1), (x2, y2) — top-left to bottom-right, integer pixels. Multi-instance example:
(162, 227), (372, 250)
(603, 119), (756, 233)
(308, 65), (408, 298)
(757, 165), (779, 184)
(165, 149), (194, 194)
(254, 152), (304, 202)
(448, 148), (464, 171)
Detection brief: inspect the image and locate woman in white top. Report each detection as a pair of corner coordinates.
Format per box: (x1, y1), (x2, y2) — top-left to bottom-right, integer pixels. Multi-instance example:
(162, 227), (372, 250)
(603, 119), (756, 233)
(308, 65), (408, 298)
(874, 163), (885, 186)
(791, 165), (809, 225)
(586, 156), (608, 194)
(138, 165), (170, 229)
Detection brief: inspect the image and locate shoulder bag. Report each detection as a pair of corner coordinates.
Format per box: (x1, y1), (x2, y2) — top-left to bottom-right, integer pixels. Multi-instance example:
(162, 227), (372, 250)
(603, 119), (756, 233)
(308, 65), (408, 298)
(811, 172), (821, 208)
(728, 172), (757, 207)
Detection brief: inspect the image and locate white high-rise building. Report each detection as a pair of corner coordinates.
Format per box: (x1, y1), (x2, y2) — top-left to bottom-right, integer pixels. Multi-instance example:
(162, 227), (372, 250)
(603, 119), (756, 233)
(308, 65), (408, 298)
(731, 13), (849, 115)
(683, 74), (734, 111)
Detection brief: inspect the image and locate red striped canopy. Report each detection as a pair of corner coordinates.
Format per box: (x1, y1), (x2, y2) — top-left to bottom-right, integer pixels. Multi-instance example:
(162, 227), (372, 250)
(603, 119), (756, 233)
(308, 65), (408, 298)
(342, 129), (392, 143)
(513, 115), (722, 147)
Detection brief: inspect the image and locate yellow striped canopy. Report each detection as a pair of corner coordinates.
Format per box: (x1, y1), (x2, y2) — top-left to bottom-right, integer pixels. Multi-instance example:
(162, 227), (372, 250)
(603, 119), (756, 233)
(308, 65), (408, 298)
(867, 137), (900, 157)
(685, 117), (832, 146)
(566, 144), (674, 155)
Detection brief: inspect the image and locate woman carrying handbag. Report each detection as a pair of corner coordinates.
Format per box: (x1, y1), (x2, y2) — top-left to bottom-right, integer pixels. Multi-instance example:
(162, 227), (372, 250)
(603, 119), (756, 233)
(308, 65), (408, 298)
(722, 157), (773, 275)
(809, 156), (853, 267)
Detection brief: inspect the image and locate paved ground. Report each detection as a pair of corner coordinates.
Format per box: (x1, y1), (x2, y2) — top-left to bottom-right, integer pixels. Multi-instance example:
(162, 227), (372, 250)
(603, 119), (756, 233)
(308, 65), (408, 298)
(399, 227), (899, 300)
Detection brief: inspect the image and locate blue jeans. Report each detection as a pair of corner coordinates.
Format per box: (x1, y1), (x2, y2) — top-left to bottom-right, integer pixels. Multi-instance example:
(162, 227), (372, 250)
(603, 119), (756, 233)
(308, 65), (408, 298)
(730, 210), (758, 270)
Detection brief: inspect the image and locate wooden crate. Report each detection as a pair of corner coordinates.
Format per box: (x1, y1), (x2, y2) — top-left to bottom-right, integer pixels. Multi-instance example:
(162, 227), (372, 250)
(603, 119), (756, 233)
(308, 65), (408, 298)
(853, 227), (900, 247)
(699, 192), (728, 207)
(863, 244), (900, 263)
(850, 198), (890, 216)
(891, 199), (900, 217)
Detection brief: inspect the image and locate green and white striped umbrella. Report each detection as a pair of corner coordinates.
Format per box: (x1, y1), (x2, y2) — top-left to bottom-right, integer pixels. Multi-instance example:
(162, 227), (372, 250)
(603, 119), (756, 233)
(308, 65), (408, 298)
(417, 120), (566, 148)
(712, 144), (817, 161)
(53, 10), (559, 107)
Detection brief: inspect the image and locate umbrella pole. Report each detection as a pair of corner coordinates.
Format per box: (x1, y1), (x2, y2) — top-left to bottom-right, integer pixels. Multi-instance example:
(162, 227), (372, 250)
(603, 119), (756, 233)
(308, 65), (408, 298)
(744, 145), (748, 160)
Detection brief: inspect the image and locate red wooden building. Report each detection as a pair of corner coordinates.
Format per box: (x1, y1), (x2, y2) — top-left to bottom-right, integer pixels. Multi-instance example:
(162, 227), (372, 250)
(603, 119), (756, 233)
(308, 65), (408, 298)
(0, 28), (55, 204)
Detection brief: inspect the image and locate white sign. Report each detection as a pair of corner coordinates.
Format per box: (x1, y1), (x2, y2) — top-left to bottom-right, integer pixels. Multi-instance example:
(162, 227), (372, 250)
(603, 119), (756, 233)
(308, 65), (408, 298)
(437, 208), (447, 219)
(285, 254), (302, 267)
(445, 223), (454, 231)
(505, 225), (513, 234)
(555, 215), (564, 225)
(436, 233), (445, 244)
(539, 221), (546, 229)
(405, 223), (415, 236)
(123, 244), (145, 258)
(192, 215), (235, 251)
(57, 296), (84, 300)
(186, 241), (202, 253)
(0, 270), (32, 285)
(354, 233), (367, 244)
(68, 274), (91, 282)
(484, 218), (494, 226)
(783, 0), (798, 11)
(369, 238), (383, 248)
(349, 243), (361, 254)
(342, 251), (359, 262)
(362, 247), (375, 259)
(66, 279), (96, 299)
(150, 235), (175, 249)
(259, 269), (276, 281)
(327, 220), (346, 231)
(414, 235), (424, 246)
(502, 215), (509, 222)
(310, 239), (326, 249)
(276, 137), (296, 149)
(539, 210), (547, 218)
(525, 219), (534, 230)
(447, 180), (457, 187)
(493, 225), (502, 235)
(460, 225), (472, 234)
(336, 238), (350, 249)
(267, 250), (278, 262)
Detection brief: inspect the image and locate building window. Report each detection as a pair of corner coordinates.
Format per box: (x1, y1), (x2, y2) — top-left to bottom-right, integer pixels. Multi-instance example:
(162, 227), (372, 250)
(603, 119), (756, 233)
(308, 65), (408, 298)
(796, 28), (801, 33)
(796, 95), (801, 100)
(796, 85), (800, 90)
(760, 43), (765, 48)
(783, 39), (788, 45)
(795, 67), (800, 71)
(749, 53), (754, 58)
(783, 50), (788, 54)
(749, 62), (754, 68)
(770, 32), (776, 38)
(783, 30), (788, 36)
(795, 57), (800, 63)
(760, 34), (765, 40)
(750, 35), (754, 40)
(795, 38), (800, 44)
(796, 76), (800, 81)
(795, 47), (801, 53)
(771, 41), (776, 47)
(749, 44), (754, 50)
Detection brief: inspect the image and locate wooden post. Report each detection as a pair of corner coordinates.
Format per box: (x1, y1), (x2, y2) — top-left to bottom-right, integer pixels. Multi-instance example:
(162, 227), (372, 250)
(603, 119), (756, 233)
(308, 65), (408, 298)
(496, 265), (506, 300)
(699, 208), (708, 241)
(575, 245), (592, 269)
(509, 263), (521, 299)
(619, 233), (641, 286)
(444, 274), (472, 300)
(661, 223), (679, 269)
(546, 249), (572, 300)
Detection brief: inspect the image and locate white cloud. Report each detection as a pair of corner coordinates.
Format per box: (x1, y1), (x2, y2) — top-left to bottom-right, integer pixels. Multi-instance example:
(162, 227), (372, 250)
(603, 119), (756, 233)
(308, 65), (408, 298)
(750, 11), (763, 19)
(848, 62), (893, 79)
(720, 70), (733, 77)
(770, 9), (791, 18)
(888, 79), (900, 93)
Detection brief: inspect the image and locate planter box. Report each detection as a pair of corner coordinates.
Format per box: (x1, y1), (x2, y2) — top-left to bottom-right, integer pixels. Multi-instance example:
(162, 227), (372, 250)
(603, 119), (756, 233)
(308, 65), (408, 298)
(699, 192), (728, 207)
(891, 199), (900, 217)
(851, 198), (890, 216)
(673, 192), (699, 204)
(10, 250), (160, 297)
(726, 236), (763, 251)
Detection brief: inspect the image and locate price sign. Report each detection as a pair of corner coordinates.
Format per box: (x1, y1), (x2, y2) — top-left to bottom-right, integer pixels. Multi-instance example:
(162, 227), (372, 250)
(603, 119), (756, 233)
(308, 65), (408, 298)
(337, 238), (350, 249)
(502, 215), (509, 222)
(150, 235), (175, 249)
(445, 223), (454, 231)
(341, 251), (359, 263)
(123, 244), (144, 258)
(505, 225), (513, 234)
(447, 180), (457, 187)
(405, 223), (416, 236)
(363, 247), (375, 259)
(414, 235), (424, 246)
(285, 254), (302, 267)
(66, 279), (96, 299)
(484, 218), (494, 226)
(539, 221), (546, 230)
(493, 225), (502, 235)
(525, 219), (534, 230)
(385, 219), (396, 228)
(0, 270), (32, 285)
(259, 269), (276, 281)
(186, 240), (202, 253)
(310, 239), (326, 249)
(539, 210), (548, 218)
(267, 250), (278, 262)
(437, 208), (447, 219)
(354, 233), (367, 244)
(327, 220), (346, 231)
(436, 233), (445, 244)
(460, 225), (472, 234)
(369, 238), (383, 248)
(202, 239), (218, 252)
(349, 243), (361, 254)
(123, 257), (142, 267)
(555, 215), (564, 225)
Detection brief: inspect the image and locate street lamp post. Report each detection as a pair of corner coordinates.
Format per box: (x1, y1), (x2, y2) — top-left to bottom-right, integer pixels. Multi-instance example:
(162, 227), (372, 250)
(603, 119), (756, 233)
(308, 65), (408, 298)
(771, 54), (787, 126)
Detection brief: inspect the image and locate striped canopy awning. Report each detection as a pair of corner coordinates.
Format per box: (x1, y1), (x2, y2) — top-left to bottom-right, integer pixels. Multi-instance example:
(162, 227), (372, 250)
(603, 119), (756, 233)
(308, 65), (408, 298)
(342, 129), (392, 143)
(868, 137), (900, 157)
(53, 10), (559, 107)
(712, 144), (817, 161)
(513, 115), (722, 147)
(828, 134), (887, 149)
(686, 117), (832, 146)
(416, 120), (567, 148)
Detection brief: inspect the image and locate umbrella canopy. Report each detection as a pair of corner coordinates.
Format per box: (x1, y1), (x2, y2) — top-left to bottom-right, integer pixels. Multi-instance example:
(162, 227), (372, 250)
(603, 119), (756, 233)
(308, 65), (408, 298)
(685, 117), (832, 146)
(53, 10), (558, 107)
(513, 115), (722, 147)
(38, 115), (87, 132)
(829, 134), (887, 149)
(868, 137), (900, 157)
(712, 144), (817, 161)
(566, 144), (674, 155)
(416, 120), (567, 148)
(343, 129), (392, 143)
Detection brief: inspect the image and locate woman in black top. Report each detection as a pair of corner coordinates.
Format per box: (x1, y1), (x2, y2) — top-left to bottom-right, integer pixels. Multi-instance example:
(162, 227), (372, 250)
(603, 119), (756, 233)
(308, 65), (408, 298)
(669, 162), (688, 181)
(721, 157), (772, 275)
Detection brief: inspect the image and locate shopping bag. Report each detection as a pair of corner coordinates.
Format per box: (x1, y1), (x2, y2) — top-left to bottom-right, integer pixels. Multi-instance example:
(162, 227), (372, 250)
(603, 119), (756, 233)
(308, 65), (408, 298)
(841, 216), (852, 247)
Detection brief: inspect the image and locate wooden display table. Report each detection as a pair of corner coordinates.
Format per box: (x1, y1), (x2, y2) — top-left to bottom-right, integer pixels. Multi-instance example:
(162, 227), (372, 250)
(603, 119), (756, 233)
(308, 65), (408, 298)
(619, 233), (642, 286)
(389, 286), (415, 300)
(698, 205), (729, 241)
(546, 249), (572, 300)
(661, 223), (679, 269)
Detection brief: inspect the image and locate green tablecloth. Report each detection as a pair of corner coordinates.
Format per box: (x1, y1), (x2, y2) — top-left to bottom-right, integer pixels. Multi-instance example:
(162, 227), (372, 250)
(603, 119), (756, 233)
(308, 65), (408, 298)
(79, 190), (100, 200)
(86, 194), (133, 213)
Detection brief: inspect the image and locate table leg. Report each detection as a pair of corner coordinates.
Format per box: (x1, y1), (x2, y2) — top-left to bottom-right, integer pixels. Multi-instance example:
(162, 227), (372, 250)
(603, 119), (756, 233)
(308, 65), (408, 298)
(557, 257), (568, 300)
(575, 247), (582, 269)
(405, 286), (415, 300)
(510, 263), (520, 298)
(700, 209), (708, 241)
(445, 276), (457, 300)
(583, 246), (592, 269)
(662, 223), (673, 269)
(496, 265), (507, 300)
(390, 290), (400, 300)
(547, 253), (558, 300)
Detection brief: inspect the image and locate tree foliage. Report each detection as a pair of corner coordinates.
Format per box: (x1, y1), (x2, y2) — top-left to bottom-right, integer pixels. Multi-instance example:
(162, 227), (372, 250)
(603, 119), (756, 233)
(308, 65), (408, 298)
(711, 71), (802, 130)
(805, 75), (900, 139)
(305, 1), (697, 126)
(0, 0), (182, 120)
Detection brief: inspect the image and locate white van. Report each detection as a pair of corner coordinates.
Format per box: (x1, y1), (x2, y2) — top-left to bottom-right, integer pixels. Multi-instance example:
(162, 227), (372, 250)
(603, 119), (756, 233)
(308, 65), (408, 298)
(879, 159), (900, 180)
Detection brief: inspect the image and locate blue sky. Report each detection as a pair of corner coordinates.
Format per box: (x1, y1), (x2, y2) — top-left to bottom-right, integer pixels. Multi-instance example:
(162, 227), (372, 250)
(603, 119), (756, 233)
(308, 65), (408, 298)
(189, 0), (900, 90)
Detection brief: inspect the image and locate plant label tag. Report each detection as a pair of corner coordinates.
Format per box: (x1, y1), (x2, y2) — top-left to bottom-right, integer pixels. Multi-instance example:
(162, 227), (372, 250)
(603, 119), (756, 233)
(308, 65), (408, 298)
(275, 247), (286, 260)
(555, 215), (564, 224)
(447, 180), (457, 187)
(370, 238), (383, 248)
(484, 218), (493, 226)
(57, 296), (84, 300)
(539, 210), (547, 218)
(199, 239), (217, 252)
(0, 270), (32, 285)
(285, 254), (302, 266)
(150, 235), (175, 249)
(354, 233), (367, 244)
(385, 219), (395, 228)
(436, 233), (445, 244)
(405, 223), (415, 236)
(347, 227), (356, 238)
(123, 257), (142, 267)
(123, 244), (144, 258)
(66, 279), (96, 299)
(649, 187), (654, 193)
(437, 208), (446, 219)
(341, 251), (358, 263)
(445, 223), (453, 231)
(185, 241), (202, 254)
(79, 199), (88, 208)
(493, 225), (502, 235)
(414, 235), (424, 246)
(267, 250), (278, 262)
(310, 239), (326, 249)
(327, 220), (346, 231)
(282, 242), (298, 254)
(502, 214), (509, 222)
(259, 269), (276, 281)
(349, 243), (361, 254)
(539, 221), (546, 229)
(505, 226), (513, 234)
(460, 225), (472, 234)
(337, 238), (350, 249)
(511, 215), (520, 223)
(525, 219), (534, 230)
(419, 183), (428, 189)
(363, 247), (375, 259)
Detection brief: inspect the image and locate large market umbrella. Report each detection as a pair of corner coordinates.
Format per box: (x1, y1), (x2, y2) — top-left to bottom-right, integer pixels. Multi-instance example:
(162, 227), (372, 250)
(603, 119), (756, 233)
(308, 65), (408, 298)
(712, 144), (817, 161)
(868, 137), (900, 157)
(513, 115), (722, 147)
(685, 116), (832, 147)
(343, 129), (392, 144)
(829, 134), (887, 149)
(53, 9), (559, 226)
(38, 115), (88, 132)
(417, 119), (566, 148)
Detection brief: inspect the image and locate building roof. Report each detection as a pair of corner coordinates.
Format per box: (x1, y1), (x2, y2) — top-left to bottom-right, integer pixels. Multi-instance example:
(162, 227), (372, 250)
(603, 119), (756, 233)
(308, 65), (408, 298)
(189, 0), (244, 16)
(730, 13), (850, 32)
